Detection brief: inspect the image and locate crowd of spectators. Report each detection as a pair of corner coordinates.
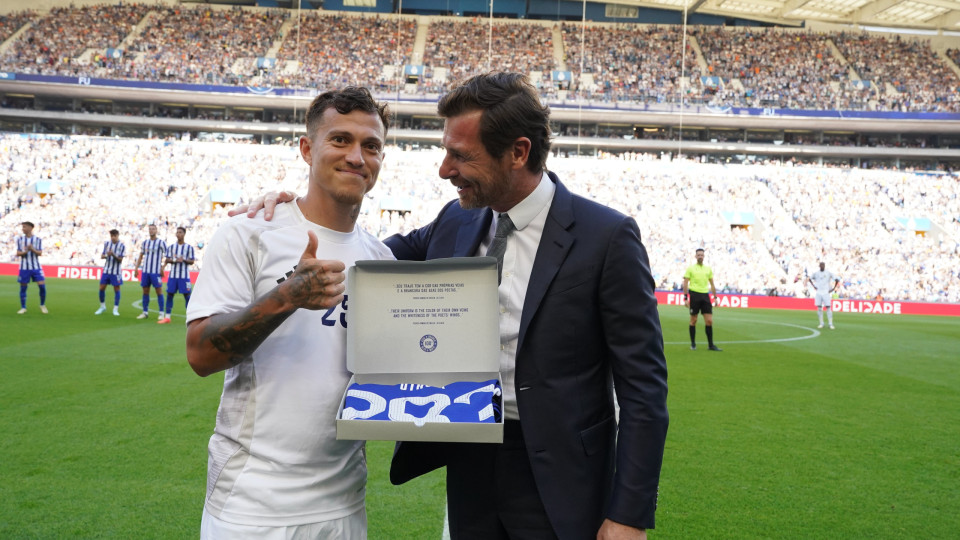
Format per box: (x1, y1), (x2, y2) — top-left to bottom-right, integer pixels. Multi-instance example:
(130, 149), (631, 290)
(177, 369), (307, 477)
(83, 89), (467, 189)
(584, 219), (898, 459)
(1, 4), (959, 113)
(3, 134), (958, 304)
(0, 10), (35, 45)
(693, 27), (856, 110)
(119, 6), (288, 85)
(269, 13), (416, 92)
(561, 23), (700, 104)
(0, 4), (150, 77)
(833, 32), (960, 112)
(421, 20), (556, 93)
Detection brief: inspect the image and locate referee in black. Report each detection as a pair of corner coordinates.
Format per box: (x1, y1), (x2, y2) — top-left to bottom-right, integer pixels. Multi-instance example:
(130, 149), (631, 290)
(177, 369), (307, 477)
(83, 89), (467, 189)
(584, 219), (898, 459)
(682, 248), (722, 351)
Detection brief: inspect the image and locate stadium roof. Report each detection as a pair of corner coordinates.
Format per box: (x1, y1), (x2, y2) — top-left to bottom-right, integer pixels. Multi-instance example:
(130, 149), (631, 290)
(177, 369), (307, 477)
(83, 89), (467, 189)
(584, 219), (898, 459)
(609, 0), (960, 31)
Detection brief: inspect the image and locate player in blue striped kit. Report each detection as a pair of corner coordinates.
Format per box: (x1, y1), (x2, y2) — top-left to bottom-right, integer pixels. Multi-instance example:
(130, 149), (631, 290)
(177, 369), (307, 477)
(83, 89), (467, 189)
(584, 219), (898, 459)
(16, 221), (48, 314)
(159, 226), (195, 324)
(135, 224), (167, 321)
(95, 229), (126, 316)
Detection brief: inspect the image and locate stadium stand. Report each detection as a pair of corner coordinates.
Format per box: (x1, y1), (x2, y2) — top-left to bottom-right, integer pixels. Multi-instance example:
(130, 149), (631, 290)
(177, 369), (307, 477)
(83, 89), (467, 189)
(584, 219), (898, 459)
(2, 134), (957, 303)
(561, 22), (701, 104)
(0, 5), (958, 112)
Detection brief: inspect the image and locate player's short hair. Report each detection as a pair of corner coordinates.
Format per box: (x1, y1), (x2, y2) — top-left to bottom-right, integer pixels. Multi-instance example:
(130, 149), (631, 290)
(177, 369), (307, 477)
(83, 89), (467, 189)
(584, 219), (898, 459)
(109, 229), (120, 236)
(177, 226), (186, 233)
(305, 86), (389, 140)
(696, 248), (705, 253)
(438, 71), (551, 174)
(21, 221), (34, 228)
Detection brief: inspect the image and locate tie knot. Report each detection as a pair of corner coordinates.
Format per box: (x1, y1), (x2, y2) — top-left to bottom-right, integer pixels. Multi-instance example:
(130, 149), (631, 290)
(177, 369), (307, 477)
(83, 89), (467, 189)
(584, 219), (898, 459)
(494, 213), (515, 239)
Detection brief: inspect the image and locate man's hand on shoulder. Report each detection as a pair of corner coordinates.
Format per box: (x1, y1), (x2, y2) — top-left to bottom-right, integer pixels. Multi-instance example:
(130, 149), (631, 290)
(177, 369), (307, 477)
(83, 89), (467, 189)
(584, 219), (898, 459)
(597, 519), (646, 540)
(279, 230), (346, 311)
(228, 190), (298, 221)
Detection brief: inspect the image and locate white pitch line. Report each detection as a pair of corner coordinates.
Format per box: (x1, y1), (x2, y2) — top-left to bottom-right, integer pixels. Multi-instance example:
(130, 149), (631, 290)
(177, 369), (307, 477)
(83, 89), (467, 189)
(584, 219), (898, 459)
(664, 319), (821, 345)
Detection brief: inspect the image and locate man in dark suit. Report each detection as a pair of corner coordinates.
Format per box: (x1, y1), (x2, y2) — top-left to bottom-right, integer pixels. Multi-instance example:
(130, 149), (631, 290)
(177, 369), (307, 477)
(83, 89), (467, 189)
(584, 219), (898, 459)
(234, 73), (668, 539)
(385, 72), (668, 540)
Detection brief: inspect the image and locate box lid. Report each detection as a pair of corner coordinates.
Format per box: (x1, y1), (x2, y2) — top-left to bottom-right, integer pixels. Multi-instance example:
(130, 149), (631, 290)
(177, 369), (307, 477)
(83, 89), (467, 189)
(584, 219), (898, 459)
(346, 257), (499, 375)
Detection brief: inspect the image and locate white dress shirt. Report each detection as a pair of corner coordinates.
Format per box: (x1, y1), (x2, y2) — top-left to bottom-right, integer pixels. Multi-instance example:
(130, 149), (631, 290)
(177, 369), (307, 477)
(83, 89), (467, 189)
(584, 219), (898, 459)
(476, 172), (555, 420)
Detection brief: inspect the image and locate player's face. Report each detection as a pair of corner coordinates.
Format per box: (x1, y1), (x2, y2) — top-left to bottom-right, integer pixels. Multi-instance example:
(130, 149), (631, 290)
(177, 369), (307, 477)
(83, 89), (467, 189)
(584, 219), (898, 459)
(110, 233), (119, 243)
(439, 110), (516, 212)
(820, 262), (825, 271)
(148, 225), (157, 237)
(299, 108), (385, 207)
(21, 224), (33, 235)
(696, 251), (705, 264)
(176, 229), (185, 243)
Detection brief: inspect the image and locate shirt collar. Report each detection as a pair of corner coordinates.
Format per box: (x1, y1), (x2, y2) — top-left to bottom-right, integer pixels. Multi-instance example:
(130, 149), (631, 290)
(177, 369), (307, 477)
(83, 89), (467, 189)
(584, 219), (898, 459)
(497, 171), (554, 232)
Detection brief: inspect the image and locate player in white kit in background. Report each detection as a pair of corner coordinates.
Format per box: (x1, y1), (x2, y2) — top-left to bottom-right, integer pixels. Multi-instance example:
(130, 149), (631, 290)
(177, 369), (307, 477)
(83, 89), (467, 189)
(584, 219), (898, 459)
(185, 87), (393, 539)
(808, 261), (840, 329)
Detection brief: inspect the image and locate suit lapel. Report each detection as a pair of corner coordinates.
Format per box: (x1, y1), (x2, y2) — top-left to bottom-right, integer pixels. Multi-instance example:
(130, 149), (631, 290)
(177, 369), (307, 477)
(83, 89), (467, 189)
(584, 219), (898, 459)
(453, 208), (492, 257)
(518, 175), (574, 352)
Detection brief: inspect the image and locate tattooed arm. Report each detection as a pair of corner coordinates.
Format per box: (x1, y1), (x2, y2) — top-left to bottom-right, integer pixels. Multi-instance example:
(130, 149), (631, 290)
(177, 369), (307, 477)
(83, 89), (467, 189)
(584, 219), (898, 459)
(185, 231), (346, 377)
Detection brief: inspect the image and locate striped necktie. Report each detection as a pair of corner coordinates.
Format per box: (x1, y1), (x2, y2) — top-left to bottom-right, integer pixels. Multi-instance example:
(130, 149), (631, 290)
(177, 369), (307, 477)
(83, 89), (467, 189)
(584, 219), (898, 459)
(485, 213), (515, 284)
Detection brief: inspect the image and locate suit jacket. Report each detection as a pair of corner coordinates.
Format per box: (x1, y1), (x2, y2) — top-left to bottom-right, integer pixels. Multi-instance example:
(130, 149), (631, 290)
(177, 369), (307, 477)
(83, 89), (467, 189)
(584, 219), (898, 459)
(386, 173), (669, 538)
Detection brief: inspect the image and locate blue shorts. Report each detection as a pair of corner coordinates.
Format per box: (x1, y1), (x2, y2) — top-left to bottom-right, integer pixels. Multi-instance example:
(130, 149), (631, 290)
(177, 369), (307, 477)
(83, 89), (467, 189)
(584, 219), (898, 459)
(140, 273), (163, 288)
(100, 273), (123, 287)
(18, 269), (46, 284)
(166, 278), (192, 295)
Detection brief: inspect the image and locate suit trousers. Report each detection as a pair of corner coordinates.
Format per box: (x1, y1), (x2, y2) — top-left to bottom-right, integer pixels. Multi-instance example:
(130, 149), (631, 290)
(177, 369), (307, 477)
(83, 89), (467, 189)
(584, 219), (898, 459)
(446, 420), (559, 540)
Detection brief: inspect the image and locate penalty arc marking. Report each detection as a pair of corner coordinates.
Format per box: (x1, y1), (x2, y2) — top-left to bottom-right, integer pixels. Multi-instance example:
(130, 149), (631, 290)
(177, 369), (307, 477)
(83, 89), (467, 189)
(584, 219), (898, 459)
(665, 319), (821, 345)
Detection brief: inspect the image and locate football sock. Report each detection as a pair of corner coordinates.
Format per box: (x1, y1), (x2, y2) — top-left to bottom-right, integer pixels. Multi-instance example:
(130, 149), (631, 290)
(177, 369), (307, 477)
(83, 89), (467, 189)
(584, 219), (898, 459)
(157, 294), (165, 313)
(184, 293), (191, 308)
(827, 309), (833, 325)
(99, 290), (106, 303)
(20, 285), (27, 308)
(689, 325), (696, 346)
(817, 308), (824, 324)
(114, 290), (121, 307)
(166, 293), (175, 315)
(143, 293), (150, 312)
(38, 284), (46, 305)
(706, 325), (714, 346)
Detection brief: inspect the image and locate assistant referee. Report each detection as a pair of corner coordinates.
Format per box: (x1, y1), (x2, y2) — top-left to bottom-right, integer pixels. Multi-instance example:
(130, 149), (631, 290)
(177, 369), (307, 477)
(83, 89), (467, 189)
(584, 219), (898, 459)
(682, 248), (722, 351)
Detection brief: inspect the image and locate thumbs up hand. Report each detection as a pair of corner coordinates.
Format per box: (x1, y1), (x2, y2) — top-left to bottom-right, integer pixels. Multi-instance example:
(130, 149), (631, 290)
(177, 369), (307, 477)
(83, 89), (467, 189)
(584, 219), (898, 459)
(281, 231), (346, 311)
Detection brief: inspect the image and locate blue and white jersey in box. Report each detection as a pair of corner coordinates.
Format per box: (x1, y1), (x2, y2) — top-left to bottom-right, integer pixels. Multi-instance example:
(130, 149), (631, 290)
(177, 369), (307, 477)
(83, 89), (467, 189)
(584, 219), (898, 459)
(166, 242), (195, 279)
(187, 202), (394, 527)
(343, 380), (502, 426)
(17, 236), (42, 270)
(101, 241), (126, 275)
(810, 270), (838, 295)
(140, 238), (167, 274)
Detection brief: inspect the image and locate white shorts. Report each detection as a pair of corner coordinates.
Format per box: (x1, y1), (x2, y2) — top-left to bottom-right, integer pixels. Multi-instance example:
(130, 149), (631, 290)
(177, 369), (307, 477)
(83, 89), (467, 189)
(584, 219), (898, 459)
(814, 292), (832, 307)
(200, 506), (366, 540)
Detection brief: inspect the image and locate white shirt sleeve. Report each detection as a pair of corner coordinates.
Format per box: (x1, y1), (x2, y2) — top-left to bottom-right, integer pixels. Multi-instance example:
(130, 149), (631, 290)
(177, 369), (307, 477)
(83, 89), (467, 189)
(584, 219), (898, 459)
(187, 219), (260, 324)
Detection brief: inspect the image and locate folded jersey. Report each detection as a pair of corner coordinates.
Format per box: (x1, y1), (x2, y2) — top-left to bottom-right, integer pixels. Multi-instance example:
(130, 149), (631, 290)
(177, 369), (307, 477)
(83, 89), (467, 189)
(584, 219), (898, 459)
(342, 379), (502, 426)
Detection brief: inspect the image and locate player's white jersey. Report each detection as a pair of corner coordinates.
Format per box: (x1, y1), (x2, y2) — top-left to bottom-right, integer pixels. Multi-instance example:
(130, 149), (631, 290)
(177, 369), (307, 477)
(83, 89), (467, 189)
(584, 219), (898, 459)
(17, 236), (42, 270)
(187, 202), (394, 527)
(810, 270), (838, 295)
(140, 238), (167, 274)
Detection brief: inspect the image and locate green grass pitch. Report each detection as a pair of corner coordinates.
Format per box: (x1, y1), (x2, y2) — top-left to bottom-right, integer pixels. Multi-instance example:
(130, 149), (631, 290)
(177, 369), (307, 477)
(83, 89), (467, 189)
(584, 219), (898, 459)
(2, 275), (958, 538)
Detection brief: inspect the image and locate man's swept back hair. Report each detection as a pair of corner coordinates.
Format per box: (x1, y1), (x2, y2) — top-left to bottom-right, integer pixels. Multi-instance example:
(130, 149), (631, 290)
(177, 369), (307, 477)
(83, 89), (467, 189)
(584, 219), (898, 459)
(305, 86), (390, 139)
(438, 72), (551, 174)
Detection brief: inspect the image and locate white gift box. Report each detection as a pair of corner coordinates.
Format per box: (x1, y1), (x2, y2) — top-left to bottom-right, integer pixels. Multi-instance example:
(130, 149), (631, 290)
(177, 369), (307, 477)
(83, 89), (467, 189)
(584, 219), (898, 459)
(336, 257), (504, 443)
